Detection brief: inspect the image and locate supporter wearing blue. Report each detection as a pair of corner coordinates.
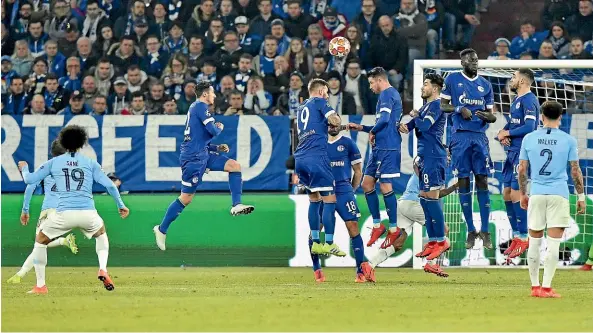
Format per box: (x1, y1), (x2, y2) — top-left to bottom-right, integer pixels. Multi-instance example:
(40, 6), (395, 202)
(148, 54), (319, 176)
(57, 91), (92, 115)
(42, 41), (67, 79)
(510, 20), (548, 58)
(58, 57), (83, 92)
(249, 0), (281, 38)
(348, 67), (403, 250)
(440, 48), (497, 250)
(154, 81), (255, 251)
(26, 21), (49, 58)
(2, 76), (27, 115)
(19, 125), (129, 294)
(519, 100), (586, 298)
(235, 16), (263, 56)
(141, 35), (170, 79)
(496, 69), (539, 258)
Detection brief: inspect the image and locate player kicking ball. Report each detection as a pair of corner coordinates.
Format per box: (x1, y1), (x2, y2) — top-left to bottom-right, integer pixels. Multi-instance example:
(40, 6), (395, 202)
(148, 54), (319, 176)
(154, 81), (254, 251)
(497, 69), (539, 259)
(518, 101), (586, 298)
(18, 125), (129, 294)
(311, 125), (375, 283)
(7, 140), (78, 284)
(440, 48), (497, 250)
(347, 67), (403, 250)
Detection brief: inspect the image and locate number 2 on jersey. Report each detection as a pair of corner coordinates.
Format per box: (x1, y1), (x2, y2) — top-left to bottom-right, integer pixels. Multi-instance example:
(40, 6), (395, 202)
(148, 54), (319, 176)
(298, 107), (310, 133)
(539, 149), (552, 176)
(61, 168), (85, 191)
(184, 112), (191, 135)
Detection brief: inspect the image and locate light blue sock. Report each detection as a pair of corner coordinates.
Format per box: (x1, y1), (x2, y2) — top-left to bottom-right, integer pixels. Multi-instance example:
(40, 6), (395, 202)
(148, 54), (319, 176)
(420, 197), (435, 241)
(458, 186), (475, 232)
(513, 201), (528, 238)
(426, 198), (445, 241)
(159, 198), (186, 234)
(309, 237), (321, 271)
(308, 200), (322, 242)
(383, 191), (398, 228)
(476, 190), (491, 233)
(229, 172), (242, 206)
(351, 234), (365, 274)
(322, 202), (336, 244)
(505, 201), (518, 236)
(365, 189), (381, 221)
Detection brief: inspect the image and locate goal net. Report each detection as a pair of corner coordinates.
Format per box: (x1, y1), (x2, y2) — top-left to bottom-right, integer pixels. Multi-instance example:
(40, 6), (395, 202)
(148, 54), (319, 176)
(411, 60), (593, 269)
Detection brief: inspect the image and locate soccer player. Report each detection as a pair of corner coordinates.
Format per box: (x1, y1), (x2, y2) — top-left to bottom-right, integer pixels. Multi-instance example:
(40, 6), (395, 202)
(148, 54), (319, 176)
(18, 125), (129, 294)
(153, 81), (254, 251)
(518, 100), (586, 298)
(7, 140), (79, 284)
(440, 48), (497, 250)
(294, 78), (345, 258)
(347, 67), (403, 250)
(497, 69), (540, 258)
(312, 125), (375, 283)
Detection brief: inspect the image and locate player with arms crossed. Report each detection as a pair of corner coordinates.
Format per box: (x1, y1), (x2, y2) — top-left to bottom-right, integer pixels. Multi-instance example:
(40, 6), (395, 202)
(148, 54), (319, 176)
(7, 140), (78, 284)
(348, 67), (403, 250)
(312, 125), (376, 283)
(295, 79), (345, 258)
(518, 101), (585, 298)
(18, 125), (129, 294)
(440, 48), (497, 249)
(154, 81), (254, 251)
(497, 69), (539, 258)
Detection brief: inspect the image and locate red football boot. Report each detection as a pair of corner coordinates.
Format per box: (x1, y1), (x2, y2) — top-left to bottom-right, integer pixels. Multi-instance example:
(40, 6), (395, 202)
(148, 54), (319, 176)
(314, 269), (325, 283)
(380, 227), (402, 249)
(423, 263), (449, 278)
(426, 239), (451, 260)
(509, 239), (529, 258)
(579, 264), (592, 271)
(530, 286), (541, 297)
(354, 273), (367, 283)
(367, 224), (386, 246)
(27, 285), (48, 294)
(416, 241), (437, 258)
(504, 238), (520, 256)
(98, 269), (115, 291)
(539, 287), (561, 298)
(360, 262), (376, 283)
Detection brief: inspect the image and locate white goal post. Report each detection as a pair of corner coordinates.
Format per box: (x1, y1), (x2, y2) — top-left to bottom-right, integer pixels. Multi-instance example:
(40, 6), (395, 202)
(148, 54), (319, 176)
(411, 59), (593, 270)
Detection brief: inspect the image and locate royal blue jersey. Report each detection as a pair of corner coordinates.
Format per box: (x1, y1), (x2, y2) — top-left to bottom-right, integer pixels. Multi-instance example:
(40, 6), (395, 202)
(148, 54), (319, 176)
(507, 91), (539, 152)
(372, 87), (402, 150)
(294, 97), (336, 157)
(519, 128), (579, 200)
(413, 99), (446, 158)
(400, 173), (420, 202)
(22, 153), (125, 211)
(327, 135), (362, 193)
(22, 176), (58, 213)
(441, 71), (494, 133)
(180, 101), (220, 162)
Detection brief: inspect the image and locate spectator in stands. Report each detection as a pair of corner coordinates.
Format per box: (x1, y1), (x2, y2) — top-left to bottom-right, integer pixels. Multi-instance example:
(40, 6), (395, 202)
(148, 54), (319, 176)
(93, 25), (116, 57)
(223, 90), (248, 115)
(45, 0), (80, 41)
(538, 40), (557, 59)
(43, 74), (69, 112)
(43, 40), (66, 78)
(12, 40), (34, 77)
(419, 0), (445, 59)
(235, 53), (254, 93)
(2, 22), (16, 57)
(1, 56), (18, 94)
(82, 0), (110, 44)
(218, 0), (237, 31)
(91, 95), (108, 115)
(25, 58), (48, 95)
(23, 94), (53, 114)
(250, 0), (280, 38)
(58, 90), (92, 115)
(327, 70), (356, 115)
(306, 53), (329, 82)
(177, 79), (197, 114)
(319, 7), (347, 41)
(58, 23), (80, 58)
(108, 77), (131, 114)
(125, 65), (151, 93)
(264, 56), (290, 99)
(487, 38), (511, 60)
(132, 18), (151, 55)
(152, 3), (170, 41)
(11, 2), (32, 39)
(205, 18), (225, 52)
(214, 75), (236, 113)
(285, 38), (310, 74)
(125, 91), (147, 115)
(331, 0), (362, 23)
(442, 0), (479, 51)
(547, 21), (571, 58)
(343, 58), (375, 114)
(285, 0), (316, 40)
(197, 58), (219, 89)
(215, 31), (245, 77)
(93, 58), (115, 97)
(75, 37), (99, 73)
(2, 76), (27, 114)
(236, 0), (259, 18)
(304, 23), (327, 56)
(146, 82), (167, 114)
(542, 0), (575, 29)
(267, 19), (292, 55)
(567, 0), (593, 41)
(510, 19), (548, 58)
(186, 36), (206, 78)
(244, 75), (273, 114)
(235, 16), (262, 56)
(114, 0), (147, 40)
(82, 75), (100, 107)
(274, 71), (307, 116)
(164, 20), (189, 55)
(253, 35), (279, 76)
(355, 0), (381, 50)
(162, 96), (178, 115)
(162, 54), (190, 100)
(345, 25), (366, 63)
(58, 57), (82, 91)
(142, 35), (170, 79)
(27, 20), (49, 58)
(395, 0), (428, 91)
(109, 36), (142, 77)
(519, 52), (534, 60)
(186, 0), (216, 37)
(370, 16), (408, 90)
(563, 36), (593, 58)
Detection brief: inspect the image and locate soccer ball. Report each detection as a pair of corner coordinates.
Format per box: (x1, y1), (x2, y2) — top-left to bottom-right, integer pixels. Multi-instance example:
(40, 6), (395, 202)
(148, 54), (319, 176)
(328, 36), (351, 58)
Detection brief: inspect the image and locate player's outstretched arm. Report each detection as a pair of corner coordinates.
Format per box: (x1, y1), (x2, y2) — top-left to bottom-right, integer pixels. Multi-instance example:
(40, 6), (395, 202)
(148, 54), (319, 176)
(571, 161), (586, 214)
(439, 182), (459, 198)
(21, 181), (40, 216)
(18, 161), (51, 185)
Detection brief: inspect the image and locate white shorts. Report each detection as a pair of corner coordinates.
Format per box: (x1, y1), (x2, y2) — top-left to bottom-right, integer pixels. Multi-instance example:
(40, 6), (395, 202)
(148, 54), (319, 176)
(397, 199), (425, 235)
(40, 210), (104, 240)
(528, 195), (571, 231)
(36, 208), (57, 234)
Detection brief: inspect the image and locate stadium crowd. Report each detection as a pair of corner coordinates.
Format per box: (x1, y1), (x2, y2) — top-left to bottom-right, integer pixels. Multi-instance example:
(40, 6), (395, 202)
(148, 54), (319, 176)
(1, 0), (592, 116)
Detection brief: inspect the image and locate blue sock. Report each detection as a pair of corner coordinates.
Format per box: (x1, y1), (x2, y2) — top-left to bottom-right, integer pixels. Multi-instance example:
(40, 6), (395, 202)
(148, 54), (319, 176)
(458, 187), (475, 233)
(513, 201), (528, 237)
(476, 190), (491, 233)
(159, 198), (186, 234)
(229, 172), (242, 206)
(383, 191), (398, 228)
(365, 189), (381, 221)
(426, 198), (445, 241)
(351, 234), (365, 274)
(420, 197), (435, 241)
(308, 200), (322, 242)
(322, 202), (336, 244)
(309, 237), (321, 271)
(505, 200), (518, 235)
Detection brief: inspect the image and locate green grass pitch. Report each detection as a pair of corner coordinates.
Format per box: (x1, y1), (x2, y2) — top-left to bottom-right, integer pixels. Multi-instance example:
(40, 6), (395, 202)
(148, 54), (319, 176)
(2, 267), (592, 331)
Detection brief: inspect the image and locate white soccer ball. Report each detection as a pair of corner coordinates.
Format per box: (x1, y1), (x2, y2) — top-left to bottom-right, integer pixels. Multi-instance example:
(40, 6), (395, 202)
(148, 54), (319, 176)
(328, 36), (351, 58)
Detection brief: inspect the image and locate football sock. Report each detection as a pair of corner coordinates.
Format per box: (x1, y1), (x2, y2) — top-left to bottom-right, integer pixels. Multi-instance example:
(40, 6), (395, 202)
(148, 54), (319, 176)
(308, 200), (322, 242)
(95, 233), (109, 272)
(426, 198), (445, 241)
(32, 242), (47, 288)
(47, 237), (66, 248)
(351, 234), (365, 274)
(228, 172), (242, 206)
(476, 190), (491, 233)
(365, 189), (381, 227)
(542, 236), (561, 288)
(383, 191), (397, 229)
(159, 198), (186, 234)
(513, 201), (528, 238)
(308, 237), (321, 271)
(527, 236), (542, 287)
(370, 246), (396, 269)
(458, 187), (475, 232)
(322, 202), (336, 244)
(504, 201), (518, 236)
(420, 197), (435, 241)
(587, 244), (593, 266)
(16, 253), (34, 278)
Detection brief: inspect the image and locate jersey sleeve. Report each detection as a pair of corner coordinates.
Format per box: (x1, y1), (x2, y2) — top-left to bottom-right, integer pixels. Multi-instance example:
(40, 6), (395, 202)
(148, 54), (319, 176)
(348, 139), (362, 165)
(519, 136), (529, 161)
(321, 101), (336, 119)
(22, 160), (52, 184)
(523, 95), (538, 122)
(194, 103), (214, 126)
(377, 92), (393, 114)
(440, 75), (453, 100)
(22, 182), (40, 213)
(485, 81), (494, 110)
(568, 136), (579, 162)
(425, 101), (443, 125)
(92, 161), (126, 209)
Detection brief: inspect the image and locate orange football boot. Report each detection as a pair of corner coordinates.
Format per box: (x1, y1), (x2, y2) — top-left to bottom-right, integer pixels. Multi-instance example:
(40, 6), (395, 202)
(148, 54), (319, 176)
(423, 263), (449, 278)
(504, 238), (520, 256)
(416, 241), (437, 258)
(539, 287), (561, 298)
(98, 269), (115, 291)
(367, 224), (386, 246)
(380, 227), (402, 249)
(360, 262), (376, 283)
(530, 286), (541, 297)
(314, 269), (325, 282)
(354, 273), (367, 283)
(27, 285), (48, 294)
(426, 239), (450, 260)
(509, 239), (529, 258)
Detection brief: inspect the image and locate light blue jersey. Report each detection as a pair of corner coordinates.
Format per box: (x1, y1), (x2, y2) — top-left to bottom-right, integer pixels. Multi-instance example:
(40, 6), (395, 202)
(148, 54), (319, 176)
(519, 127), (579, 199)
(22, 176), (58, 213)
(400, 174), (420, 202)
(22, 152), (125, 211)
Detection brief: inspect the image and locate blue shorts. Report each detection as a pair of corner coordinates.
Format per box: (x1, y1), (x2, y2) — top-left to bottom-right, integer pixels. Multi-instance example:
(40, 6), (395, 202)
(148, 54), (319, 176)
(417, 156), (447, 192)
(450, 131), (490, 178)
(181, 152), (230, 193)
(336, 191), (360, 222)
(295, 154), (335, 193)
(364, 149), (401, 183)
(503, 150), (520, 190)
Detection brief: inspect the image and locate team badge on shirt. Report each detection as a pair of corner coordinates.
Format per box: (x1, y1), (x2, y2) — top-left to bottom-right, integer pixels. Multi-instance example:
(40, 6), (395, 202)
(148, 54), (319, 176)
(477, 86), (484, 92)
(192, 177), (199, 183)
(337, 145), (345, 152)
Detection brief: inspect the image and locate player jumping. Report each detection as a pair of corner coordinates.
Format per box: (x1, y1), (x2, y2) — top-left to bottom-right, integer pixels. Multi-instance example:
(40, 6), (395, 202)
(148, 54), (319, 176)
(519, 101), (586, 298)
(18, 125), (129, 294)
(440, 48), (497, 249)
(497, 69), (540, 259)
(312, 125), (376, 283)
(7, 140), (78, 284)
(348, 67), (403, 250)
(153, 81), (254, 251)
